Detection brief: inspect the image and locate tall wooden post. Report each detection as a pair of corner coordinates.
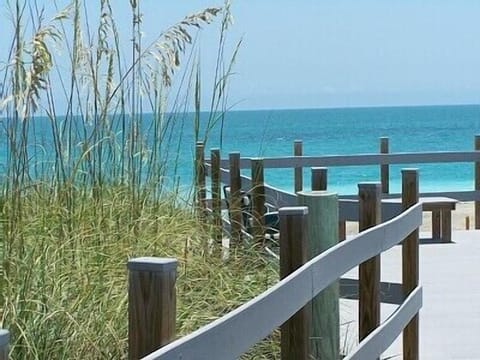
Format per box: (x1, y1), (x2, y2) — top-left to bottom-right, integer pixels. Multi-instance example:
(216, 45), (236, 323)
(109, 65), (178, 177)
(0, 330), (9, 360)
(358, 183), (381, 349)
(402, 169), (420, 360)
(195, 142), (206, 213)
(251, 158), (265, 243)
(475, 136), (480, 229)
(294, 140), (303, 193)
(279, 207), (310, 360)
(311, 167), (327, 191)
(128, 257), (177, 360)
(211, 148), (222, 242)
(229, 152), (242, 245)
(297, 191), (339, 360)
(380, 137), (390, 194)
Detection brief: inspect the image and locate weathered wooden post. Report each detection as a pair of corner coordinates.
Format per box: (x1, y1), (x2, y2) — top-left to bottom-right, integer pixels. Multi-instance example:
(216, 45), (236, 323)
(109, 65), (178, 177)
(402, 169), (420, 360)
(211, 148), (222, 242)
(297, 191), (339, 360)
(251, 158), (265, 243)
(294, 140), (303, 193)
(475, 135), (480, 229)
(229, 152), (242, 245)
(358, 183), (381, 350)
(311, 167), (346, 241)
(380, 137), (390, 194)
(0, 330), (9, 360)
(431, 210), (441, 240)
(195, 141), (206, 213)
(311, 167), (327, 192)
(128, 257), (177, 360)
(279, 206), (310, 360)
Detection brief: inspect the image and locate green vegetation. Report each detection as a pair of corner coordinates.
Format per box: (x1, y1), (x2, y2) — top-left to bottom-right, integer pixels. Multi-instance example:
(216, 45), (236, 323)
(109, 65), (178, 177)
(1, 186), (280, 358)
(0, 0), (280, 359)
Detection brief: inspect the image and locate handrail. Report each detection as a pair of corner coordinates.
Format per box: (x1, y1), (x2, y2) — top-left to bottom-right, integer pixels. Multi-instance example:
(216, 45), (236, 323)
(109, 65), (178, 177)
(206, 151), (480, 204)
(142, 203), (422, 360)
(208, 164), (427, 220)
(217, 150), (480, 169)
(344, 286), (423, 360)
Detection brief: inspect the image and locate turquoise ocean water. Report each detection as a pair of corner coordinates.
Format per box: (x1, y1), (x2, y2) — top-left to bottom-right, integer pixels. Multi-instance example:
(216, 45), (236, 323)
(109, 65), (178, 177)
(184, 104), (480, 196)
(3, 104), (480, 196)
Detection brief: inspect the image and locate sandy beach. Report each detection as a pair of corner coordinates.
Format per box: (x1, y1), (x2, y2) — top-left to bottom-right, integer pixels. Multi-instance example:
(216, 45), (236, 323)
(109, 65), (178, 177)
(346, 201), (475, 235)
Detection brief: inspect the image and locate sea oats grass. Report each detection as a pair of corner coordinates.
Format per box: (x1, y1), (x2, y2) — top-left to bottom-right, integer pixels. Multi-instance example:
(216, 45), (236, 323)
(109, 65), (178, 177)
(0, 1), (284, 358)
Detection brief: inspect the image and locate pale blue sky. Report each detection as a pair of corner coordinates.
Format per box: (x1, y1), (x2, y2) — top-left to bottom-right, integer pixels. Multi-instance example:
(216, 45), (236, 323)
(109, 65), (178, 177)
(134, 1), (480, 110)
(3, 1), (480, 110)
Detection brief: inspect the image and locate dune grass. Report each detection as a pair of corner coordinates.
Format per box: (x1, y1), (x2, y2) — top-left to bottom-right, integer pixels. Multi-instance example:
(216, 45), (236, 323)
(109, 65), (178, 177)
(0, 185), (280, 359)
(0, 1), (285, 358)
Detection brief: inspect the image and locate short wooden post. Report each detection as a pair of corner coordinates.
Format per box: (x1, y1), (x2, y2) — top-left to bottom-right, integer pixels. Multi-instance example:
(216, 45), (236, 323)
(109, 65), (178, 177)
(401, 169), (420, 360)
(380, 137), (390, 194)
(251, 158), (265, 243)
(311, 167), (327, 191)
(297, 191), (339, 360)
(211, 148), (222, 242)
(128, 257), (177, 360)
(0, 330), (9, 360)
(358, 183), (381, 347)
(195, 141), (206, 213)
(294, 140), (303, 193)
(338, 221), (346, 241)
(441, 209), (452, 243)
(475, 135), (480, 229)
(432, 210), (441, 240)
(466, 216), (471, 230)
(279, 207), (310, 360)
(229, 152), (242, 245)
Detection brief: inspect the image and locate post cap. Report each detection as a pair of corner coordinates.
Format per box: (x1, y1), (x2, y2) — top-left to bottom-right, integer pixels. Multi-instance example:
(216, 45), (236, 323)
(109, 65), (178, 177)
(128, 257), (177, 272)
(297, 190), (337, 197)
(401, 168), (419, 173)
(279, 206), (308, 216)
(358, 182), (382, 190)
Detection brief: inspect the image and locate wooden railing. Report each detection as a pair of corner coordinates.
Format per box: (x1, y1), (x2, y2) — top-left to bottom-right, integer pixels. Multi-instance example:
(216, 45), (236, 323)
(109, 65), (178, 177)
(0, 195), (423, 360)
(197, 136), (480, 243)
(9, 136), (476, 358)
(132, 172), (422, 359)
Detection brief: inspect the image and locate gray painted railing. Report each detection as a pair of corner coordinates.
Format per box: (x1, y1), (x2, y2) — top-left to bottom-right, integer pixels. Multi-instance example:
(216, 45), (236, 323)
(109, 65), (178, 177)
(207, 149), (480, 202)
(142, 203), (422, 360)
(344, 287), (423, 360)
(0, 329), (9, 360)
(206, 163), (423, 222)
(217, 150), (480, 169)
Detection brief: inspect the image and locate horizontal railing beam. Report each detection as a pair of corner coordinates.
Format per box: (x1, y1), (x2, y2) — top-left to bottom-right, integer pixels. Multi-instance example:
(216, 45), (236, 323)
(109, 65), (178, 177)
(344, 286), (423, 360)
(216, 151), (480, 169)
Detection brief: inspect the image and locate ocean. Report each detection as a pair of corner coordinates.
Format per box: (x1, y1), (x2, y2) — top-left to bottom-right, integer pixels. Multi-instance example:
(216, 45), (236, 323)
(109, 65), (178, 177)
(185, 104), (480, 195)
(3, 104), (480, 196)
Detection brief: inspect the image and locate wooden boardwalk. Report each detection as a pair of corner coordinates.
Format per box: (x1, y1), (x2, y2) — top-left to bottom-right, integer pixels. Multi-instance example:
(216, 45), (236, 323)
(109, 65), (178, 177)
(342, 230), (480, 359)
